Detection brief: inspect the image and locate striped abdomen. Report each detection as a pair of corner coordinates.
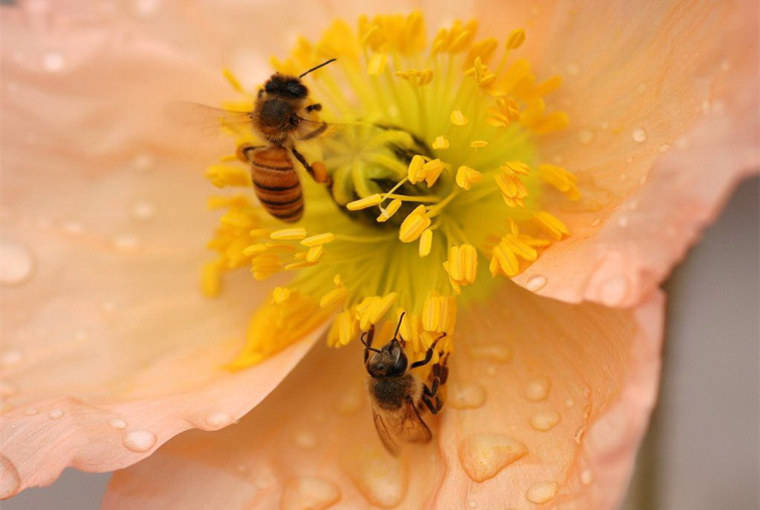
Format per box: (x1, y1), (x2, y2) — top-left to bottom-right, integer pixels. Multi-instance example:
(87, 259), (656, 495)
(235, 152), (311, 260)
(250, 146), (303, 222)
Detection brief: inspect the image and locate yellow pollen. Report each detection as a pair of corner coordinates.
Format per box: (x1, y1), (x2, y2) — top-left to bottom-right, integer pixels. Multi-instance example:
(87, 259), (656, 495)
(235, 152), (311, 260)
(432, 136), (450, 149)
(320, 286), (348, 309)
(419, 228), (433, 257)
(205, 164), (251, 188)
(272, 286), (292, 303)
(327, 310), (357, 347)
(444, 244), (478, 286)
(306, 245), (324, 263)
(270, 227), (307, 240)
(301, 232), (335, 247)
(201, 259), (224, 297)
(469, 140), (488, 148)
(356, 293), (398, 330)
(506, 28), (526, 50)
(367, 52), (387, 75)
(222, 68), (245, 93)
(399, 205), (431, 243)
(533, 211), (569, 239)
(377, 198), (402, 222)
(538, 164), (580, 200)
(422, 159), (445, 187)
(455, 166), (483, 190)
(422, 294), (457, 332)
(407, 154), (427, 184)
(347, 193), (383, 211)
(450, 110), (469, 126)
(501, 161), (531, 175)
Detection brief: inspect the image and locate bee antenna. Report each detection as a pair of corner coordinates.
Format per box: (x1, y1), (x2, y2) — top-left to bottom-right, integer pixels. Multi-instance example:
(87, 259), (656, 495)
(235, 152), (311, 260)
(393, 312), (406, 340)
(299, 58), (337, 79)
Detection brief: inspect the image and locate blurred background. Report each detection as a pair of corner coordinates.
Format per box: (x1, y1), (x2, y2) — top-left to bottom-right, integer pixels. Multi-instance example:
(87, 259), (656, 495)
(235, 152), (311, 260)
(4, 177), (757, 509)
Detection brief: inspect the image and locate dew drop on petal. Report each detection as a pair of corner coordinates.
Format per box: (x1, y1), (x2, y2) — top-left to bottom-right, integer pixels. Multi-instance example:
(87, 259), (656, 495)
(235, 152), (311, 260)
(122, 430), (157, 452)
(467, 499), (477, 509)
(524, 377), (551, 401)
(352, 454), (405, 507)
(459, 433), (528, 482)
(565, 398), (574, 408)
(42, 52), (65, 72)
(530, 410), (561, 431)
(293, 430), (317, 449)
(632, 128), (647, 143)
(1, 350), (22, 366)
(578, 130), (593, 144)
(590, 217), (601, 227)
(0, 454), (21, 499)
(0, 240), (34, 286)
(134, 0), (160, 16)
(48, 408), (64, 420)
(526, 481), (558, 504)
(282, 476), (341, 510)
(617, 215), (629, 228)
(109, 418), (127, 429)
(133, 153), (154, 172)
(468, 344), (512, 363)
(23, 408), (38, 416)
(581, 469), (593, 485)
(449, 382), (487, 409)
(566, 63), (580, 76)
(525, 275), (547, 292)
(112, 234), (140, 251)
(659, 144), (671, 153)
(335, 386), (363, 415)
(599, 276), (629, 306)
(130, 201), (155, 221)
(205, 412), (233, 429)
(63, 221), (84, 235)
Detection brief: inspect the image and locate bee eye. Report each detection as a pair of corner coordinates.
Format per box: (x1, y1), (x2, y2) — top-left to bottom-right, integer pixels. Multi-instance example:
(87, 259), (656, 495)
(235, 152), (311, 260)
(289, 115), (300, 126)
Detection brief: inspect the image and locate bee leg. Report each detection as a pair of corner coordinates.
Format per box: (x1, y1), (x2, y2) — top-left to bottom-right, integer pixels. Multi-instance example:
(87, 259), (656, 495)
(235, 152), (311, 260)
(236, 143), (264, 163)
(410, 332), (446, 369)
(297, 121), (328, 141)
(305, 103), (322, 113)
(421, 353), (449, 414)
(290, 146), (332, 187)
(361, 324), (376, 363)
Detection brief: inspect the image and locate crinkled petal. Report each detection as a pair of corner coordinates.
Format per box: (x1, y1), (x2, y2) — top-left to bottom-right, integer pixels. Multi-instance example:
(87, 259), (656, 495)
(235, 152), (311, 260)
(477, 0), (759, 304)
(102, 282), (664, 510)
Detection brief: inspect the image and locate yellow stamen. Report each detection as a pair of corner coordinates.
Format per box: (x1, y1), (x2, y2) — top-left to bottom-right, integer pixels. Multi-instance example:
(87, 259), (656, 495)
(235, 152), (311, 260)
(407, 154), (427, 184)
(506, 28), (526, 50)
(444, 244), (479, 286)
(450, 110), (469, 126)
(306, 245), (324, 263)
(270, 227), (307, 240)
(272, 286), (292, 303)
(432, 136), (450, 150)
(422, 294), (457, 332)
(347, 193), (383, 211)
(399, 205), (431, 243)
(301, 232), (336, 247)
(205, 164), (251, 188)
(538, 164), (580, 200)
(367, 52), (386, 75)
(419, 228), (433, 257)
(469, 140), (488, 148)
(377, 198), (402, 222)
(456, 165), (483, 190)
(533, 211), (570, 239)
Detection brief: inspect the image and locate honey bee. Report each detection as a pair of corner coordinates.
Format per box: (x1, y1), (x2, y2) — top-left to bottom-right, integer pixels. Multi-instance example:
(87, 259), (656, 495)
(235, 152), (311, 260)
(362, 313), (449, 456)
(235, 58), (337, 222)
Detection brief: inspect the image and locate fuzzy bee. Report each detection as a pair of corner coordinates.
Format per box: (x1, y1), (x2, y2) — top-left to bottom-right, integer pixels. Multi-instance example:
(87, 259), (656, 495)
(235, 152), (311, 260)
(362, 313), (449, 456)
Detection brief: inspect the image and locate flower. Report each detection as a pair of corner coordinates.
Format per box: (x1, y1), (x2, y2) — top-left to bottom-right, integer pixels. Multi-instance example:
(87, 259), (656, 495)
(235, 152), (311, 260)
(1, 2), (757, 509)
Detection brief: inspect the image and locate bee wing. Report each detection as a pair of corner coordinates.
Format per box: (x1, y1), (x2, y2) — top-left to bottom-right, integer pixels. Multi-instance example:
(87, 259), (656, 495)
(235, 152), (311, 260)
(165, 101), (253, 137)
(371, 398), (432, 456)
(400, 397), (433, 444)
(372, 407), (401, 457)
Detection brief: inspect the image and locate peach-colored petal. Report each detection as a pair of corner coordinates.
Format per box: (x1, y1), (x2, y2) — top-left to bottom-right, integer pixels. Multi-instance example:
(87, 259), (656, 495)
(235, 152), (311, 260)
(474, 0), (759, 304)
(102, 282), (664, 510)
(0, 2), (337, 498)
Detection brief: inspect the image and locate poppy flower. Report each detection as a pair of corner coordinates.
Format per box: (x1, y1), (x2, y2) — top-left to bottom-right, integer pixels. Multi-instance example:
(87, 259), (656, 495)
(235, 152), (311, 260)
(1, 1), (757, 509)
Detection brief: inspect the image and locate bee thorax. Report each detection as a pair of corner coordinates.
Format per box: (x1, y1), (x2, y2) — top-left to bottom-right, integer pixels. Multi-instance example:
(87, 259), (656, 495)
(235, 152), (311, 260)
(369, 374), (418, 410)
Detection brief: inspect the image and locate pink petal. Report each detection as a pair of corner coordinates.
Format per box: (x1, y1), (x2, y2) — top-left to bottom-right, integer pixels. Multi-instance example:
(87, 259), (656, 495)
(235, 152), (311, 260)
(0, 3), (333, 498)
(477, 0), (760, 304)
(103, 283), (664, 509)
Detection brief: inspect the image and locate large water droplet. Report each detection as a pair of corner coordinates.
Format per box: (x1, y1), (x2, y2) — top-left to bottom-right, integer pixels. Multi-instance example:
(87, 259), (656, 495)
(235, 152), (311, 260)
(109, 418), (127, 429)
(0, 454), (21, 499)
(525, 274), (547, 292)
(351, 454), (405, 507)
(578, 129), (594, 144)
(0, 240), (34, 286)
(293, 430), (317, 449)
(281, 476), (341, 510)
(135, 0), (161, 16)
(530, 410), (561, 431)
(581, 469), (593, 485)
(632, 128), (647, 143)
(599, 276), (629, 306)
(524, 377), (551, 401)
(133, 153), (154, 172)
(468, 344), (512, 363)
(335, 386), (363, 415)
(458, 433), (527, 482)
(48, 408), (64, 420)
(122, 430), (156, 452)
(205, 412), (233, 429)
(130, 201), (156, 221)
(526, 481), (558, 503)
(112, 234), (140, 251)
(449, 382), (487, 409)
(42, 52), (65, 72)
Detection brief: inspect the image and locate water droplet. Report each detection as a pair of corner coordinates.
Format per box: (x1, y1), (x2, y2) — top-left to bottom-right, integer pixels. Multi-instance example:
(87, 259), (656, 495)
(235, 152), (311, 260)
(109, 418), (127, 429)
(133, 153), (154, 172)
(659, 144), (671, 153)
(565, 398), (574, 408)
(351, 454), (405, 507)
(282, 476), (340, 510)
(524, 377), (551, 401)
(23, 408), (38, 416)
(467, 499), (477, 509)
(566, 63), (580, 76)
(459, 433), (527, 482)
(675, 136), (689, 149)
(600, 121), (609, 130)
(720, 59), (730, 71)
(599, 275), (629, 306)
(0, 240), (34, 286)
(0, 381), (17, 397)
(468, 344), (512, 363)
(581, 469), (593, 485)
(205, 412), (233, 429)
(591, 217), (601, 227)
(293, 430), (317, 449)
(632, 128), (647, 143)
(525, 275), (547, 292)
(1, 350), (22, 366)
(63, 221), (84, 235)
(42, 52), (65, 72)
(636, 83), (647, 94)
(122, 430), (156, 452)
(335, 386), (363, 415)
(101, 301), (116, 313)
(135, 0), (160, 16)
(0, 454), (21, 499)
(530, 410), (561, 431)
(578, 129), (594, 144)
(526, 481), (558, 503)
(701, 100), (711, 114)
(112, 234), (139, 251)
(48, 408), (64, 419)
(130, 201), (155, 221)
(485, 365), (497, 376)
(617, 216), (629, 228)
(449, 382), (487, 409)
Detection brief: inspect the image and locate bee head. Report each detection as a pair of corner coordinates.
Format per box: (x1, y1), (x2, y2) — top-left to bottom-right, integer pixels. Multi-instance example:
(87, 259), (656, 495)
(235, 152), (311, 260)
(366, 339), (408, 378)
(263, 74), (308, 99)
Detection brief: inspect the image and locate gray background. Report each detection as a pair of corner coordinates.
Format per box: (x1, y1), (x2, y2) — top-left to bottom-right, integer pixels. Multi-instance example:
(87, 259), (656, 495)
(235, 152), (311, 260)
(4, 177), (758, 510)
